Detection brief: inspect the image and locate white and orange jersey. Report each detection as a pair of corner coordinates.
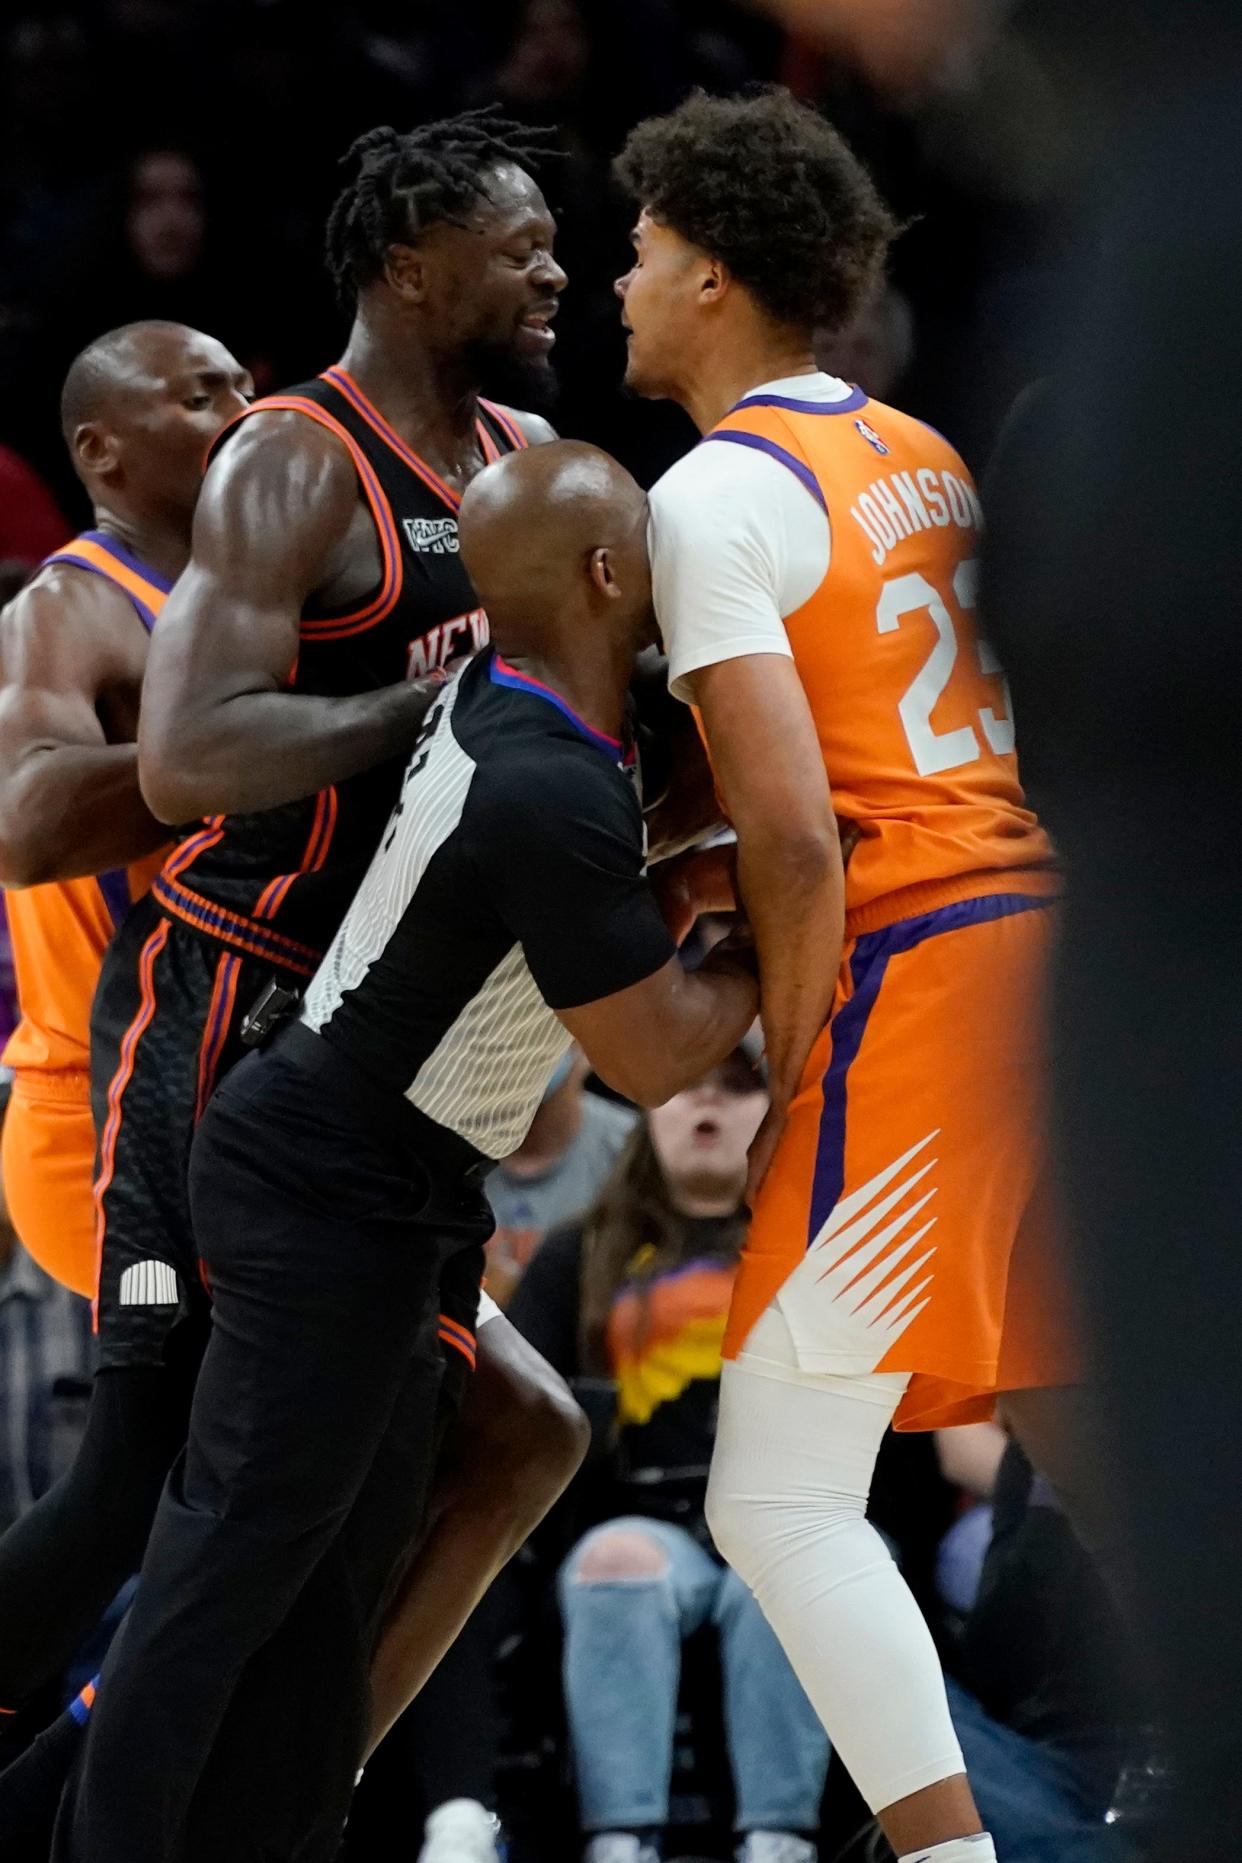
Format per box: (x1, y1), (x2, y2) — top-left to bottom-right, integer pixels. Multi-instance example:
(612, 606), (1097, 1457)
(649, 373), (1056, 933)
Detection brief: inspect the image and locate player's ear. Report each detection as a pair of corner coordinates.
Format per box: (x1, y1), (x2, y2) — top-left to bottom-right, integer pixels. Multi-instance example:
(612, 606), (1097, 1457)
(75, 422), (120, 480)
(385, 242), (427, 305)
(699, 256), (729, 309)
(588, 545), (622, 600)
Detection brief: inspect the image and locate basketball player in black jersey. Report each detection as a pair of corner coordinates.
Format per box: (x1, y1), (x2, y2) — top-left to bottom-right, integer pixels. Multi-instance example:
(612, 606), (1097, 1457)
(0, 111), (589, 1853)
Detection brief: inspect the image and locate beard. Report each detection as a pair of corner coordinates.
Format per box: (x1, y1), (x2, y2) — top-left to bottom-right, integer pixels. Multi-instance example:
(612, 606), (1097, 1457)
(466, 336), (561, 416)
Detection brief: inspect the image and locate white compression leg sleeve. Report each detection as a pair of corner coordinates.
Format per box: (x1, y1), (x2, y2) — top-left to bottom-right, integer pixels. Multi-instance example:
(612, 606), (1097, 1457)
(706, 1318), (965, 1815)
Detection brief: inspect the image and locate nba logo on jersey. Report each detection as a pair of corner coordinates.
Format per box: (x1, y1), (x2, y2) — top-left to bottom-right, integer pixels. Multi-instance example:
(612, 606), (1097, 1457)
(855, 418), (890, 456)
(404, 516), (459, 555)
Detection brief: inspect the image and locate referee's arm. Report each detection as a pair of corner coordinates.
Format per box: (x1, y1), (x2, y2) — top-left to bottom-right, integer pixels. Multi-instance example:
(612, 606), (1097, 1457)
(478, 754), (760, 1108)
(558, 944), (758, 1109)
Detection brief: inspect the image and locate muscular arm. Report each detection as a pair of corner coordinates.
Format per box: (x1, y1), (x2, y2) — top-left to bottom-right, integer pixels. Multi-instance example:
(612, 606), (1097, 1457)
(559, 945), (759, 1108)
(138, 414), (440, 824)
(687, 654), (843, 1117)
(0, 570), (166, 885)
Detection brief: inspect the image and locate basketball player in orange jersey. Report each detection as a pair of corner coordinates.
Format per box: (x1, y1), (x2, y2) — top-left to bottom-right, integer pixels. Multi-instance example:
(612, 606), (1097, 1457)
(0, 320), (250, 1302)
(615, 89), (1064, 1863)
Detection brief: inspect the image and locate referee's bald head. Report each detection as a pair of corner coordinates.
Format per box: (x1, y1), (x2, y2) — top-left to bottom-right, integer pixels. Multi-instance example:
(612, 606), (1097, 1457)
(458, 440), (651, 657)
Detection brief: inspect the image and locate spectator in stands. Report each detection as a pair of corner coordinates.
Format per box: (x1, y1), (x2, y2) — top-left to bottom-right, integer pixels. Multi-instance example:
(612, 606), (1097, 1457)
(510, 1049), (829, 1863)
(944, 1438), (1136, 1863)
(486, 1050), (637, 1303)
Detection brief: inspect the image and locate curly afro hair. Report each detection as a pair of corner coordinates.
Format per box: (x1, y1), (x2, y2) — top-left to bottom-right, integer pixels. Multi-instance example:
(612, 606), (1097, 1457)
(614, 87), (899, 336)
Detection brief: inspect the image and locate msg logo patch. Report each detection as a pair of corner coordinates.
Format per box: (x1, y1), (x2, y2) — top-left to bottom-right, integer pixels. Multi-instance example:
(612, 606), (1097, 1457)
(404, 517), (459, 555)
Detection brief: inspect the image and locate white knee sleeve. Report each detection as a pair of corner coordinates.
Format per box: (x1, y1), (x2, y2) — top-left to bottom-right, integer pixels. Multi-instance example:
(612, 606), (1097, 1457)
(707, 1352), (964, 1815)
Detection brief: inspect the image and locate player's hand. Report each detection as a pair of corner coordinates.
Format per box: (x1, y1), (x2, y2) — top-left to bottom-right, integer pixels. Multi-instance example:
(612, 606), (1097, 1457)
(650, 857), (697, 946)
(745, 1101), (787, 1210)
(650, 844), (738, 945)
(407, 652), (471, 688)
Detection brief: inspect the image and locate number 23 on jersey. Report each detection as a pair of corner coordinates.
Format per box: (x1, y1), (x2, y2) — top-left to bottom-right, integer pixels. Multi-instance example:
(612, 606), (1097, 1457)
(876, 558), (1015, 777)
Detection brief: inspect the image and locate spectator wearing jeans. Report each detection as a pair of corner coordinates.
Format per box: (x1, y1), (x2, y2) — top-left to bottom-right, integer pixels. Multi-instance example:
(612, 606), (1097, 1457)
(510, 1050), (829, 1863)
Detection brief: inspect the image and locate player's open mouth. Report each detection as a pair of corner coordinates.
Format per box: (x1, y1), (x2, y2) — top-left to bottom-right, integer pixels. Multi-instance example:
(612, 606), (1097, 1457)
(518, 307), (557, 350)
(692, 1117), (721, 1143)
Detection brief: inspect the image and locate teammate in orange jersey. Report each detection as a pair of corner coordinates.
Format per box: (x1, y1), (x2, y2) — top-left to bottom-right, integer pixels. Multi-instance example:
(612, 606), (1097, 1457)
(615, 88), (1062, 1863)
(0, 320), (254, 1300)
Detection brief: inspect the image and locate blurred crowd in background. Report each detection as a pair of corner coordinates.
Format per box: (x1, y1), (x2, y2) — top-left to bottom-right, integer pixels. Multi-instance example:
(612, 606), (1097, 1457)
(0, 0), (1068, 554)
(0, 1), (1203, 1859)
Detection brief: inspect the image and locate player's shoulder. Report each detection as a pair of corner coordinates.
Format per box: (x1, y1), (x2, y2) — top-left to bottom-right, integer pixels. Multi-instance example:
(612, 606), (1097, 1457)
(210, 402), (355, 479)
(0, 558), (146, 693)
(199, 403), (359, 539)
(484, 404), (558, 448)
(0, 556), (139, 646)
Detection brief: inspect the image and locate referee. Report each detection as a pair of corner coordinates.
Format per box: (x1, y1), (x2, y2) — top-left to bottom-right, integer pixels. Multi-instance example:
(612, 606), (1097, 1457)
(55, 442), (761, 1863)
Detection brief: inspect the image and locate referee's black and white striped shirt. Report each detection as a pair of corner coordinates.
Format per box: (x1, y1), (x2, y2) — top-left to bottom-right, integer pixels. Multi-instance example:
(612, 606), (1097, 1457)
(300, 649), (675, 1162)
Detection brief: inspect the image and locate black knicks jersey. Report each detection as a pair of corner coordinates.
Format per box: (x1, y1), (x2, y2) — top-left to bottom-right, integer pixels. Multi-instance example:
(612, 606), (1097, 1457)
(152, 366), (528, 977)
(300, 649), (677, 1161)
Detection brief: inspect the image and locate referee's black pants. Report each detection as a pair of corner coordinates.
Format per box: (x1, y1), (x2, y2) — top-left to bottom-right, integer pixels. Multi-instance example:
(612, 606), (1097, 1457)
(51, 1032), (491, 1863)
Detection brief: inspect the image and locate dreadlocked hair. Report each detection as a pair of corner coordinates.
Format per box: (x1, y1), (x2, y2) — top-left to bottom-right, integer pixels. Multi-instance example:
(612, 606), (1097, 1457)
(325, 105), (562, 308)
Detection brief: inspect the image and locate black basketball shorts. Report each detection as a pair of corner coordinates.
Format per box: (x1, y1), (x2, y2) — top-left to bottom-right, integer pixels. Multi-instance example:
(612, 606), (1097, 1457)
(88, 894), (297, 1371)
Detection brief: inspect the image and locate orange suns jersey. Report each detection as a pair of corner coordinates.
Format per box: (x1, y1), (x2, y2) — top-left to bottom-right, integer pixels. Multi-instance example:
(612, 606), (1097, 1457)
(707, 389), (1055, 932)
(1, 533), (171, 1082)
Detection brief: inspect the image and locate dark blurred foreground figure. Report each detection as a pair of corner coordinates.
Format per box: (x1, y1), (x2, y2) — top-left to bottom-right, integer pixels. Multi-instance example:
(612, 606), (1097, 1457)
(947, 1437), (1134, 1863)
(980, 8), (1242, 1856)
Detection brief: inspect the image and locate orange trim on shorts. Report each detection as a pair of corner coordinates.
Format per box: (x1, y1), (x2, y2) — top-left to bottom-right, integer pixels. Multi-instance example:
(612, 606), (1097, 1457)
(91, 918), (172, 1318)
(194, 952), (243, 1123)
(844, 867), (1061, 940)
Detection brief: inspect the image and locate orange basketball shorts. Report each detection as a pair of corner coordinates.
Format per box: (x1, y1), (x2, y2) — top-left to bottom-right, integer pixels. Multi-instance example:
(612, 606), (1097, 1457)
(2, 1070), (99, 1298)
(724, 890), (1076, 1431)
